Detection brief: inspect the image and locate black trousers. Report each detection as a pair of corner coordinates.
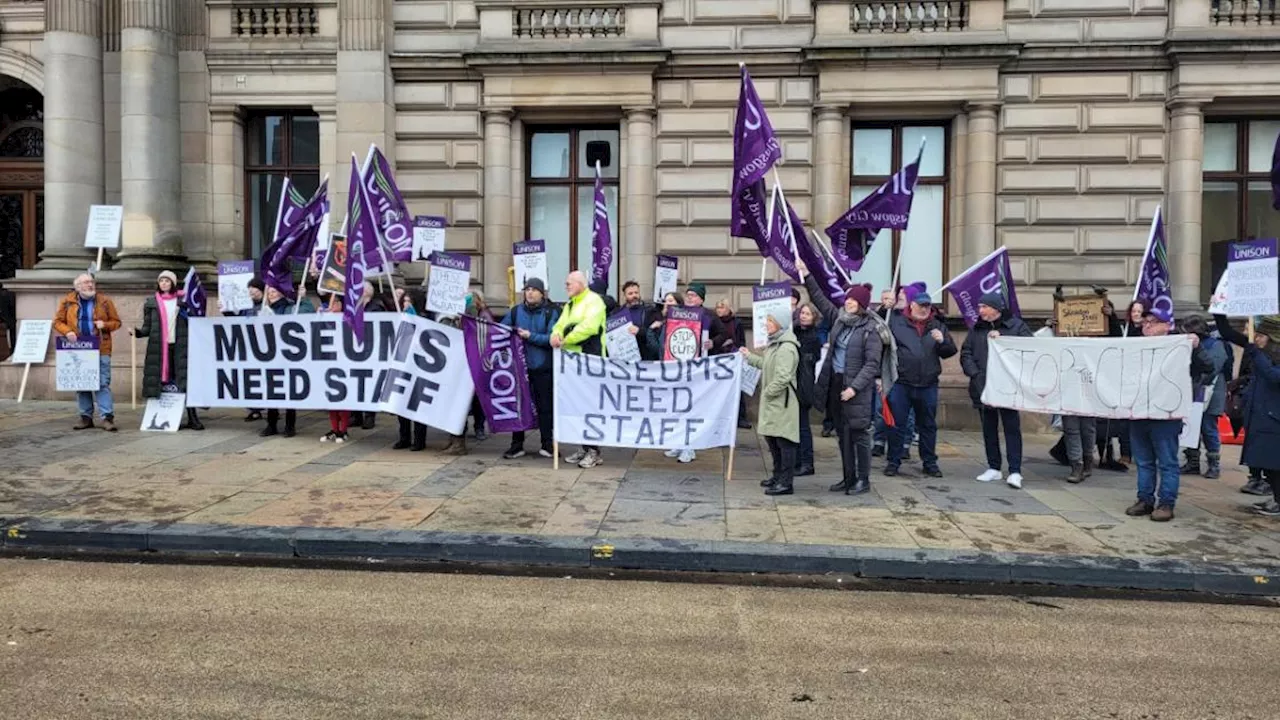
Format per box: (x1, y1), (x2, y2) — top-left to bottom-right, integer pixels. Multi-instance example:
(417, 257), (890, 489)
(397, 417), (427, 447)
(266, 409), (296, 430)
(766, 436), (798, 487)
(512, 371), (554, 450)
(828, 381), (871, 486)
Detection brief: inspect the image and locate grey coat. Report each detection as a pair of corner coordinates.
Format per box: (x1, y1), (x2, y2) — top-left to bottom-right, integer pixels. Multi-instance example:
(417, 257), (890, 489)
(1198, 335), (1230, 417)
(803, 279), (886, 431)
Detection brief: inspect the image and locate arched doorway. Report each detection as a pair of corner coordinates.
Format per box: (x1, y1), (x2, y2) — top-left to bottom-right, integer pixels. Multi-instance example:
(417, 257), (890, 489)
(0, 77), (42, 280)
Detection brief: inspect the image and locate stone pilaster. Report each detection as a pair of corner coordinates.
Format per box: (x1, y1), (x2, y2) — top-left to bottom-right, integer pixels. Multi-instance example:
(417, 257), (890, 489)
(179, 0), (212, 270)
(963, 102), (999, 269)
(623, 107), (656, 295)
(115, 0), (185, 270)
(812, 105), (846, 228)
(1168, 100), (1205, 309)
(335, 0), (392, 216)
(38, 0), (105, 270)
(208, 104), (245, 262)
(482, 108), (514, 302)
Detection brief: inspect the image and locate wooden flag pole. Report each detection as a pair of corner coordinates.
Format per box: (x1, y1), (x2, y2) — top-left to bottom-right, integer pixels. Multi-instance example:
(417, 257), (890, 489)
(1248, 315), (1256, 344)
(294, 255), (313, 314)
(725, 444), (736, 484)
(16, 363), (30, 402)
(94, 247), (104, 274)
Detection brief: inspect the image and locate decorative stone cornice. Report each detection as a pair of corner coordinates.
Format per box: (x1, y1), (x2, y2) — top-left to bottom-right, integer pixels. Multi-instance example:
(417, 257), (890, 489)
(623, 106), (654, 120)
(964, 101), (1001, 115)
(47, 0), (103, 37)
(122, 0), (178, 32)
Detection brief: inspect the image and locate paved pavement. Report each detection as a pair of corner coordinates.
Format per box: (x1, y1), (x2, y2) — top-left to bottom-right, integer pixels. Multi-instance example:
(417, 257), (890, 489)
(2, 400), (1277, 573)
(2, 559), (1277, 719)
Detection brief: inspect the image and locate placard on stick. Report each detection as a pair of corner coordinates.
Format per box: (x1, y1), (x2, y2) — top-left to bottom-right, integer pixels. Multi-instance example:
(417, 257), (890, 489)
(217, 260), (256, 314)
(653, 255), (678, 303)
(513, 240), (548, 294)
(751, 282), (792, 348)
(1226, 238), (1279, 317)
(1053, 295), (1108, 336)
(55, 337), (100, 392)
(426, 251), (471, 316)
(663, 306), (702, 361)
(318, 235), (347, 295)
(412, 216), (447, 263)
(604, 312), (641, 363)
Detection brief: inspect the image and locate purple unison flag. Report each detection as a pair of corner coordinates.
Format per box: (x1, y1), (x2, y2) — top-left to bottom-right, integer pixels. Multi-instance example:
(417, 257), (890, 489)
(774, 192), (846, 305)
(273, 177), (309, 247)
(347, 159), (389, 275)
(590, 162), (613, 292)
(366, 147), (414, 263)
(344, 157), (376, 344)
(460, 314), (537, 433)
(825, 143), (923, 274)
(181, 267), (207, 318)
(1271, 132), (1280, 211)
(730, 65), (794, 277)
(261, 179), (330, 298)
(943, 247), (1021, 329)
(1135, 206), (1173, 318)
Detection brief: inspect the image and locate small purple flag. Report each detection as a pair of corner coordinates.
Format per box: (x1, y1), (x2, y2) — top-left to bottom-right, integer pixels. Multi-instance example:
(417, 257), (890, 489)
(1271, 132), (1280, 211)
(826, 142), (923, 274)
(1134, 206), (1172, 318)
(366, 146), (414, 263)
(347, 158), (390, 276)
(344, 156), (376, 344)
(181, 267), (207, 318)
(590, 162), (613, 292)
(273, 177), (308, 247)
(262, 179), (329, 299)
(460, 314), (537, 433)
(941, 247), (1021, 329)
(772, 187), (846, 306)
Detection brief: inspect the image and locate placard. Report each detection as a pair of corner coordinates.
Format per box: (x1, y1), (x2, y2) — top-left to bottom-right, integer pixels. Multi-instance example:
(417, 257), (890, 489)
(741, 363), (761, 396)
(663, 306), (703, 361)
(751, 282), (793, 348)
(10, 319), (52, 364)
(55, 337), (100, 392)
(1053, 295), (1108, 337)
(604, 312), (642, 364)
(1178, 382), (1213, 450)
(318, 235), (346, 295)
(217, 260), (256, 314)
(426, 251), (471, 316)
(1226, 239), (1278, 317)
(514, 240), (548, 293)
(141, 392), (186, 432)
(653, 255), (679, 303)
(412, 215), (447, 263)
(1208, 271), (1229, 315)
(83, 205), (123, 249)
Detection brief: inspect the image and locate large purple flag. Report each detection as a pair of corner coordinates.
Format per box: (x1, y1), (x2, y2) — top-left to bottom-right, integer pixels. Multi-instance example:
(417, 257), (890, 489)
(730, 64), (795, 277)
(1271, 132), (1280, 210)
(273, 177), (308, 247)
(461, 315), (537, 433)
(772, 186), (846, 305)
(181, 267), (207, 318)
(347, 158), (390, 275)
(366, 146), (414, 263)
(261, 179), (330, 299)
(344, 157), (376, 344)
(941, 247), (1021, 329)
(590, 162), (613, 292)
(826, 143), (923, 274)
(1134, 206), (1173, 318)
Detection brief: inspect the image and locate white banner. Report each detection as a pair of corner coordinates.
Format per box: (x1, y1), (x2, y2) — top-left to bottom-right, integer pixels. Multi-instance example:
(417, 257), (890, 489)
(186, 314), (474, 434)
(553, 350), (741, 450)
(981, 335), (1193, 420)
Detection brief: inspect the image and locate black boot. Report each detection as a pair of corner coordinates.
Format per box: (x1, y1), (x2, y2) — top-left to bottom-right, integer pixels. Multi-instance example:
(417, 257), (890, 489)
(1066, 463), (1085, 484)
(259, 423), (278, 437)
(1204, 453), (1221, 480)
(411, 424), (427, 452)
(760, 476), (777, 488)
(183, 407), (204, 431)
(847, 479), (870, 495)
(1180, 451), (1201, 476)
(765, 479), (793, 495)
(828, 479), (851, 492)
(1049, 437), (1069, 466)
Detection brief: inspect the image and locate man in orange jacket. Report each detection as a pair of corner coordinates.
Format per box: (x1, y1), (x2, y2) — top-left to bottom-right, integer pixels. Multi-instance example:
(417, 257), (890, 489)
(53, 273), (122, 431)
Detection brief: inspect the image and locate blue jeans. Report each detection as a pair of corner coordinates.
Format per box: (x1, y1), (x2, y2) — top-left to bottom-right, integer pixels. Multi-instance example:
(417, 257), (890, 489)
(1199, 413), (1222, 456)
(874, 389), (915, 447)
(888, 384), (938, 469)
(76, 354), (114, 419)
(1131, 419), (1182, 508)
(980, 406), (1022, 474)
(796, 404), (814, 468)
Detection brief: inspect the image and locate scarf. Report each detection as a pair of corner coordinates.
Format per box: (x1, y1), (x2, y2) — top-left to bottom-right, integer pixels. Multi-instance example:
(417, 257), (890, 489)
(155, 292), (179, 382)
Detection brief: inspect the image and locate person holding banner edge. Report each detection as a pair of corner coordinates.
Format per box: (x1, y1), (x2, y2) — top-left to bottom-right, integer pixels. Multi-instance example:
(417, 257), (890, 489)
(961, 292), (1032, 488)
(501, 277), (561, 460)
(552, 271), (608, 469)
(258, 283), (315, 438)
(132, 270), (202, 431)
(394, 288), (430, 452)
(740, 315), (802, 496)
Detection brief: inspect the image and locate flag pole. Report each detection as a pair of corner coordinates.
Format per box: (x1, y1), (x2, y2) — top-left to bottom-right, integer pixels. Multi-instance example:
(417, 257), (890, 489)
(887, 137), (927, 292)
(938, 245), (1008, 294)
(810, 228), (853, 286)
(771, 171), (805, 282)
(1123, 205), (1163, 337)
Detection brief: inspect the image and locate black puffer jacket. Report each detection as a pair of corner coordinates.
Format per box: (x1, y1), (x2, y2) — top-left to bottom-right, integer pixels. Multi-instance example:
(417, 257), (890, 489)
(889, 309), (957, 388)
(960, 310), (1033, 408)
(793, 323), (822, 409)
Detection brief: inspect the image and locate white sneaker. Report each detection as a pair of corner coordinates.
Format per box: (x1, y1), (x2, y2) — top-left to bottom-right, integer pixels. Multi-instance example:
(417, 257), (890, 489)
(664, 448), (681, 458)
(578, 450), (603, 469)
(1006, 473), (1024, 489)
(321, 431), (336, 443)
(678, 449), (696, 463)
(976, 469), (1001, 483)
(564, 449), (587, 465)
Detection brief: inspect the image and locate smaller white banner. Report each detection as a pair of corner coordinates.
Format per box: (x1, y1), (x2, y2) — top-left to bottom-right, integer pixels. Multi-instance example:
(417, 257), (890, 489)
(751, 283), (793, 349)
(426, 252), (471, 316)
(10, 319), (52, 364)
(83, 205), (123, 250)
(740, 363), (761, 396)
(1226, 239), (1279, 317)
(217, 260), (256, 314)
(513, 240), (549, 296)
(553, 350), (741, 451)
(412, 216), (447, 263)
(604, 313), (642, 364)
(142, 392), (186, 432)
(55, 338), (100, 392)
(653, 255), (679, 303)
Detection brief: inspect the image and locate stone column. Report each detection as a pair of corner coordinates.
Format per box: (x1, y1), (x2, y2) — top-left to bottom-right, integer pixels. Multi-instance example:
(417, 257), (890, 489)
(1168, 99), (1205, 309)
(39, 0), (105, 270)
(482, 108), (513, 301)
(115, 0), (185, 270)
(812, 105), (846, 227)
(335, 0), (392, 215)
(963, 102), (999, 268)
(208, 104), (245, 261)
(623, 107), (656, 294)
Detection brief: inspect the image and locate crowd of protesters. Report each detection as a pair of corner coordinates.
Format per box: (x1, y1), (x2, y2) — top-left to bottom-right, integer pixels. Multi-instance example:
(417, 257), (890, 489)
(46, 266), (1280, 518)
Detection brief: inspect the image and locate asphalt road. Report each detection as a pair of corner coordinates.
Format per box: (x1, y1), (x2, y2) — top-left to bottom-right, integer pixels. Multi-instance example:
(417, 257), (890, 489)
(1, 559), (1277, 720)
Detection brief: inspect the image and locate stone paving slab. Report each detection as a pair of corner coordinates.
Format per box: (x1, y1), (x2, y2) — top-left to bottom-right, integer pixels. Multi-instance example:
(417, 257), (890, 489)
(2, 401), (1279, 591)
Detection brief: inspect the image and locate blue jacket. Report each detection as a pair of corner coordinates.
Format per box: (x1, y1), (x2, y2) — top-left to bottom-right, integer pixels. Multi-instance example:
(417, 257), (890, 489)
(502, 300), (561, 373)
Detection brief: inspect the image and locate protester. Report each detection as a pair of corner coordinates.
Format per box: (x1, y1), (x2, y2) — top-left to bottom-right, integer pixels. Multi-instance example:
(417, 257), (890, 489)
(1181, 315), (1230, 479)
(1124, 307), (1214, 522)
(683, 282), (728, 356)
(349, 288), (395, 432)
(501, 278), (561, 460)
(133, 270), (202, 431)
(463, 291), (493, 442)
(552, 270), (608, 468)
(644, 292), (682, 359)
(793, 302), (822, 476)
(259, 284), (314, 437)
(885, 287), (955, 477)
(1230, 333), (1271, 496)
(617, 280), (651, 331)
(218, 277), (267, 422)
(394, 288), (429, 451)
(961, 292), (1032, 488)
(434, 310), (470, 456)
(873, 286), (916, 458)
(803, 272), (888, 494)
(590, 279), (619, 316)
(790, 287), (801, 325)
(1214, 314), (1280, 516)
(740, 314), (801, 496)
(53, 273), (122, 431)
(320, 296), (351, 443)
(714, 298), (752, 430)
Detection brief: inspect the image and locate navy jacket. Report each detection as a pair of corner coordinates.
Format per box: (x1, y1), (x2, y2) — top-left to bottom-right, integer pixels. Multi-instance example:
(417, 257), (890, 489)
(502, 300), (561, 373)
(960, 311), (1033, 407)
(1216, 315), (1280, 470)
(889, 309), (957, 388)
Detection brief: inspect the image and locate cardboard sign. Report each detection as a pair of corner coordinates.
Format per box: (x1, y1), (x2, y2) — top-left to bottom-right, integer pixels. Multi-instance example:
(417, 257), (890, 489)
(412, 215), (447, 263)
(513, 240), (548, 294)
(1208, 271), (1229, 315)
(1226, 239), (1278, 317)
(83, 205), (123, 249)
(141, 392), (186, 432)
(653, 255), (679, 303)
(10, 319), (52, 365)
(663, 306), (703, 361)
(740, 363), (761, 396)
(426, 251), (471, 316)
(318, 235), (346, 295)
(55, 337), (100, 392)
(217, 260), (256, 314)
(751, 282), (793, 348)
(1053, 295), (1108, 337)
(604, 312), (642, 364)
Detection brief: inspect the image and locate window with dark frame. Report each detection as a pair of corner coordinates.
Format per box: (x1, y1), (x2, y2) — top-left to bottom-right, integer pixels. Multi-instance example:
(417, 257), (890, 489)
(525, 126), (619, 301)
(244, 110), (321, 260)
(1201, 120), (1280, 296)
(849, 123), (949, 297)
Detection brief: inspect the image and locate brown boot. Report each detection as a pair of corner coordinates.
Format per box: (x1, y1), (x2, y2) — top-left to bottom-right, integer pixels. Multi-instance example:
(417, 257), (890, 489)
(443, 435), (467, 456)
(1150, 505), (1175, 522)
(1066, 463), (1085, 484)
(100, 415), (117, 433)
(73, 416), (94, 430)
(1125, 500), (1154, 517)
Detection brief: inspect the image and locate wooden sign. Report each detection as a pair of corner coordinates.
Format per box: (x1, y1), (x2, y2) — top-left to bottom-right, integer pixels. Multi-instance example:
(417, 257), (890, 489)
(1054, 295), (1108, 337)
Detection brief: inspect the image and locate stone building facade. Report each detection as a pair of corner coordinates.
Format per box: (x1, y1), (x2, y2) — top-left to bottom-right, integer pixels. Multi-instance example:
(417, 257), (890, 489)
(1, 0), (1279, 410)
